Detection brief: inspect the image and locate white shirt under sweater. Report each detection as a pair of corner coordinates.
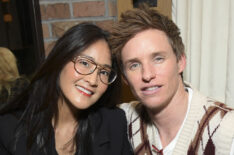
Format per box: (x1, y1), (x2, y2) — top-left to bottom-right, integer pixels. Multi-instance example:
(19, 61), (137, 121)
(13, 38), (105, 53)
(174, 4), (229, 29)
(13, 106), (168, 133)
(151, 87), (193, 155)
(121, 87), (234, 155)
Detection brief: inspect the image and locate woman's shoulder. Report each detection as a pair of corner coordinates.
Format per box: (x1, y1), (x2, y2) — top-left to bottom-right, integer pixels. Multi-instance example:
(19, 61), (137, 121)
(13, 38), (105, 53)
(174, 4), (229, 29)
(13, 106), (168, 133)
(0, 113), (19, 131)
(0, 113), (18, 126)
(97, 107), (126, 119)
(0, 113), (19, 144)
(93, 107), (127, 127)
(92, 107), (133, 155)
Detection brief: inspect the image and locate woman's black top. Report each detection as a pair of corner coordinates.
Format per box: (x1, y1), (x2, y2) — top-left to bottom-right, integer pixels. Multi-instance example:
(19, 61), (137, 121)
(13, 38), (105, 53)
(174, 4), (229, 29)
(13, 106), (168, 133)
(0, 107), (133, 155)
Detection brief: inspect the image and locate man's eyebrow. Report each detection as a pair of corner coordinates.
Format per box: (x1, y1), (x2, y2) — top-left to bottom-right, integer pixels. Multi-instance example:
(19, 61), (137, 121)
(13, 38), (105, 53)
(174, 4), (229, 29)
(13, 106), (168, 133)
(150, 51), (166, 56)
(123, 58), (140, 66)
(154, 51), (166, 55)
(123, 51), (168, 66)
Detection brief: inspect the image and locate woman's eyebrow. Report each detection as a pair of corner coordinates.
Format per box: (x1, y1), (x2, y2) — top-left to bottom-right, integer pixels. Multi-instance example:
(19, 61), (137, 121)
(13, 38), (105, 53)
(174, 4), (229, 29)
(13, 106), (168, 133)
(79, 54), (94, 61)
(79, 54), (112, 68)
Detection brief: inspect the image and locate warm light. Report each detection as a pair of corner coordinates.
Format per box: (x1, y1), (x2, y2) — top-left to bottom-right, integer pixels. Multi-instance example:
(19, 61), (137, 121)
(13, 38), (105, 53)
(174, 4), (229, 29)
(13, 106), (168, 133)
(2, 0), (10, 2)
(3, 14), (12, 22)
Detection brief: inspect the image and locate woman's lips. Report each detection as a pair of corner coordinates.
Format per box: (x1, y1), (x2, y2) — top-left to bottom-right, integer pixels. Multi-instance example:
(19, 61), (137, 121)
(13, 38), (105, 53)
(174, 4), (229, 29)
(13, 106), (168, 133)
(75, 85), (94, 97)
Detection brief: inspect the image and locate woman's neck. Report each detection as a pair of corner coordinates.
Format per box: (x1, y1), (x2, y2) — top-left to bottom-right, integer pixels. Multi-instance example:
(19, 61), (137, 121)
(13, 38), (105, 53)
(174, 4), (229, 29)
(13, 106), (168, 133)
(53, 98), (78, 155)
(59, 99), (77, 124)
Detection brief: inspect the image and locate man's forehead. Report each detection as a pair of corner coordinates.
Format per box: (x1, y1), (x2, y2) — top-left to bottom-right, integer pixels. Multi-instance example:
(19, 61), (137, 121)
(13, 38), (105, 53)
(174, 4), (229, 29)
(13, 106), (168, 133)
(121, 30), (172, 58)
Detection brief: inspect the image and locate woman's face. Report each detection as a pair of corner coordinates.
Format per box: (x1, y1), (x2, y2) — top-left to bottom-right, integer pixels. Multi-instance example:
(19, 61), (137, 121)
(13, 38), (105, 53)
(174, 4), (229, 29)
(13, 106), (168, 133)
(59, 39), (111, 110)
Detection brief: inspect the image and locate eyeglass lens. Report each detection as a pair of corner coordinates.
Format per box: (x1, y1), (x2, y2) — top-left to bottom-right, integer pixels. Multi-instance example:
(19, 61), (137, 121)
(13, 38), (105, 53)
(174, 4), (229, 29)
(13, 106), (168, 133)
(74, 57), (116, 84)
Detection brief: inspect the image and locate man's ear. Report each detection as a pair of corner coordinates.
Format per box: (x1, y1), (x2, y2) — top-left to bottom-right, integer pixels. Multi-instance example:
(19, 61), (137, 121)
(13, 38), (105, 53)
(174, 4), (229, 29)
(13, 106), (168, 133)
(178, 54), (186, 74)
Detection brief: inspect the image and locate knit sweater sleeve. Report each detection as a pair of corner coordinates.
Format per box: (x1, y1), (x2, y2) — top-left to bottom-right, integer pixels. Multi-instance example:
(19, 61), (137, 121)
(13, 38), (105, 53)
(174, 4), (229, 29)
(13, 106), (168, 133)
(119, 101), (140, 125)
(215, 110), (234, 155)
(230, 139), (234, 155)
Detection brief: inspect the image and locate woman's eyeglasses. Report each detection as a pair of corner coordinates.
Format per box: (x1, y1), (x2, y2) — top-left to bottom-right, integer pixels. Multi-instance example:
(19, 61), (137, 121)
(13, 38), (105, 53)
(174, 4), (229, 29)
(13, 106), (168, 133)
(72, 56), (117, 85)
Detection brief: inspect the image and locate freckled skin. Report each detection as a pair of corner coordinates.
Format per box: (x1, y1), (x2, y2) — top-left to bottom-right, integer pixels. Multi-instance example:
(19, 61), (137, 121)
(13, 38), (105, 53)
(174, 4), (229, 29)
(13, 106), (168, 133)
(122, 29), (186, 111)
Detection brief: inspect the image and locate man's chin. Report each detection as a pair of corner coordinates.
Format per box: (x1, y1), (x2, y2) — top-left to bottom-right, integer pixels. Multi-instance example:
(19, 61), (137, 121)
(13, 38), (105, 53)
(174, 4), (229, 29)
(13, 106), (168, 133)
(142, 99), (169, 113)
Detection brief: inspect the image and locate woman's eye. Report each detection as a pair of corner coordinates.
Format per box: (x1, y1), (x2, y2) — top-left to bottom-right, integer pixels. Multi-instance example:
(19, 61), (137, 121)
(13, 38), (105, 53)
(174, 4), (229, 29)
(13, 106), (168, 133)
(100, 70), (110, 77)
(78, 60), (90, 67)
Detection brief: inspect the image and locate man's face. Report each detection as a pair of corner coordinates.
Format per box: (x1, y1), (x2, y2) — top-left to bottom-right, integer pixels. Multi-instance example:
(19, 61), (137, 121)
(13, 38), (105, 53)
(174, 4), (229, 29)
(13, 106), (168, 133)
(121, 29), (186, 111)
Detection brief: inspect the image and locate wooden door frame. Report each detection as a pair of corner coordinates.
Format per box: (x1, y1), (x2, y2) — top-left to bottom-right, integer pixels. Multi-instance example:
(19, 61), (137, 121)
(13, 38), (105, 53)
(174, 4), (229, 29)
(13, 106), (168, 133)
(29, 0), (45, 66)
(117, 0), (172, 19)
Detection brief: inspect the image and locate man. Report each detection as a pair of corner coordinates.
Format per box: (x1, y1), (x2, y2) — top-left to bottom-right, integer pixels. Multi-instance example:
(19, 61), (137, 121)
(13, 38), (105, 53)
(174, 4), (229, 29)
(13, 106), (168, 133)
(110, 4), (234, 155)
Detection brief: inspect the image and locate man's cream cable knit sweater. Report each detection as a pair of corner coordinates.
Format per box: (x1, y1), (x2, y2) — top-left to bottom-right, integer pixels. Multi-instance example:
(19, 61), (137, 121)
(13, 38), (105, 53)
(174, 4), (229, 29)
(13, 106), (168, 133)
(120, 87), (234, 155)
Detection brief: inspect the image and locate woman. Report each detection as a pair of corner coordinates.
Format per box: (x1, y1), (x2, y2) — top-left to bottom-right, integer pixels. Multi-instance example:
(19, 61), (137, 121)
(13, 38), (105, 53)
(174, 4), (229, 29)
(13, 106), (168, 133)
(0, 23), (133, 155)
(0, 47), (29, 104)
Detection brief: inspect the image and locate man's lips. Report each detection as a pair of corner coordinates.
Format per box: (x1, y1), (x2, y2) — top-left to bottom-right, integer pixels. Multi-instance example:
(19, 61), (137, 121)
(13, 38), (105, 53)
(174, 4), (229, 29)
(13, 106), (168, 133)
(75, 85), (94, 97)
(141, 85), (162, 95)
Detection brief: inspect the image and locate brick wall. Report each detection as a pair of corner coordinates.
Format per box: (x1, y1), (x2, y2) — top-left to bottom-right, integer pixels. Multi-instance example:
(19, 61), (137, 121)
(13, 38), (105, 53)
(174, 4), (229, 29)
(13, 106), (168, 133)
(39, 0), (117, 56)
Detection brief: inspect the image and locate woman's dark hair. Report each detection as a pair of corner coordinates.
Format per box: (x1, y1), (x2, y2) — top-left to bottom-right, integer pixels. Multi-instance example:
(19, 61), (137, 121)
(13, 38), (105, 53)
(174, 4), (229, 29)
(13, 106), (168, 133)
(0, 22), (121, 154)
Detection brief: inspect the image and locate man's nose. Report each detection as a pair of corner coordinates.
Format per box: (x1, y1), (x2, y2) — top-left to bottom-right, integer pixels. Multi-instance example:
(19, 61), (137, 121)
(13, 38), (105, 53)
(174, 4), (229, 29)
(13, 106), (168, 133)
(142, 64), (156, 82)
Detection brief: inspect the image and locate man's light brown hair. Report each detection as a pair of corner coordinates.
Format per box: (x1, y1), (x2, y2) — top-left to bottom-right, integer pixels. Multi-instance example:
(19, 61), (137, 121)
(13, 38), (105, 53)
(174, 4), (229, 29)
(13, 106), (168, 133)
(110, 4), (185, 71)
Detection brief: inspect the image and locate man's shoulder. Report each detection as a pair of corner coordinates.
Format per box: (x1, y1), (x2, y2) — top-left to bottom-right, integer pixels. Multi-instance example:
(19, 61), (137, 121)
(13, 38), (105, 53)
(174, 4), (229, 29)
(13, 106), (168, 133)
(119, 101), (144, 123)
(189, 85), (233, 110)
(120, 100), (139, 107)
(0, 113), (18, 128)
(119, 101), (141, 114)
(210, 102), (234, 128)
(191, 88), (234, 125)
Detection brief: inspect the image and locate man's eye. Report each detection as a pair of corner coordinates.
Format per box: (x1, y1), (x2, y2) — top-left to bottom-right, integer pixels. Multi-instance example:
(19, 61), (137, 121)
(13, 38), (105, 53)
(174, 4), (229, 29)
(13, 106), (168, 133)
(154, 56), (164, 63)
(129, 63), (140, 70)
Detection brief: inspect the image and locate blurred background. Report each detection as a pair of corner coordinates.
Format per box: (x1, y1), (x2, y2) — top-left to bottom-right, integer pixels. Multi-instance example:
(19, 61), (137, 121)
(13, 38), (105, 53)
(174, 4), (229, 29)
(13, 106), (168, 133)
(0, 0), (233, 106)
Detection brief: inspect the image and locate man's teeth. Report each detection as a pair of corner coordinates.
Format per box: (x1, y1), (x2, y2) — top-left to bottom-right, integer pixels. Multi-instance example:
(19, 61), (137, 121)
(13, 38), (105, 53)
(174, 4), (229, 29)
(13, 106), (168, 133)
(145, 86), (159, 91)
(77, 86), (92, 95)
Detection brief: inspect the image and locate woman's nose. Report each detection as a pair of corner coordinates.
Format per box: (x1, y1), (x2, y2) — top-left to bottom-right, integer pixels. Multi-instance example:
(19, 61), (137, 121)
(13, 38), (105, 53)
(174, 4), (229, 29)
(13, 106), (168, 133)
(85, 69), (99, 86)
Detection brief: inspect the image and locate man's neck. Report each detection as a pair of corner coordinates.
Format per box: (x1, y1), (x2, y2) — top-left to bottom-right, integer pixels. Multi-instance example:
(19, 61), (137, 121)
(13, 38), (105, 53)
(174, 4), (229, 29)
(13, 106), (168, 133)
(148, 84), (189, 148)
